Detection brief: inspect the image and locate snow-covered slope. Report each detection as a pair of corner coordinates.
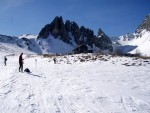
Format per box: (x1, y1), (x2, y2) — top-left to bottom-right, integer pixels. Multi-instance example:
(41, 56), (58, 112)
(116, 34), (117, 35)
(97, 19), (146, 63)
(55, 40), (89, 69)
(19, 34), (38, 39)
(18, 34), (42, 54)
(113, 29), (150, 56)
(0, 42), (34, 56)
(112, 33), (135, 46)
(113, 14), (150, 57)
(37, 34), (75, 54)
(0, 53), (150, 113)
(0, 34), (76, 54)
(0, 34), (40, 54)
(128, 30), (150, 56)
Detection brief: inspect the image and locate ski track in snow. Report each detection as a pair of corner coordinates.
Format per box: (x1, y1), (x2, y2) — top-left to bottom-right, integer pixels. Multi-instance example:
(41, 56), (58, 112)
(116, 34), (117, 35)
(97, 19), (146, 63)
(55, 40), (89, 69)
(0, 54), (150, 113)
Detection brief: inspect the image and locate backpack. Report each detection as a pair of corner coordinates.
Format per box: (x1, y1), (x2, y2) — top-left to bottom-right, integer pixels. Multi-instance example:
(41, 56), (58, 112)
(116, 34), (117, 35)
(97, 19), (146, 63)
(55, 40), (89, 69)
(24, 68), (31, 73)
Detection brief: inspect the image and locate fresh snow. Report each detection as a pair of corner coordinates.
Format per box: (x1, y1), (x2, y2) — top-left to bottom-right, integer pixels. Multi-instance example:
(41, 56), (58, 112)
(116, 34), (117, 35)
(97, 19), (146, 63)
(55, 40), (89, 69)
(1, 51), (150, 113)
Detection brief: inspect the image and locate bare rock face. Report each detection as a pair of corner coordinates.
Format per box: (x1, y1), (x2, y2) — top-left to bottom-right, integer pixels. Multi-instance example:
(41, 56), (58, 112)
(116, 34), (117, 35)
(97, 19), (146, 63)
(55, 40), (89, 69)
(136, 14), (150, 33)
(37, 16), (113, 52)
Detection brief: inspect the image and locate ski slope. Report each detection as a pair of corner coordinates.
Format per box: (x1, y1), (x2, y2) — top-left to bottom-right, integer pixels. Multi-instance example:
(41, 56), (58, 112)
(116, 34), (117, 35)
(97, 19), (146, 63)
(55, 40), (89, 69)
(0, 53), (150, 113)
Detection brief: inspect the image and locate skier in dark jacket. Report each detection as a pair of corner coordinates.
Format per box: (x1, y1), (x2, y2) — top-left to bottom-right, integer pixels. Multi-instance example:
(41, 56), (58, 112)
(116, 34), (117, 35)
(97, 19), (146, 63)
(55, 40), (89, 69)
(19, 53), (24, 72)
(53, 57), (56, 64)
(4, 56), (7, 66)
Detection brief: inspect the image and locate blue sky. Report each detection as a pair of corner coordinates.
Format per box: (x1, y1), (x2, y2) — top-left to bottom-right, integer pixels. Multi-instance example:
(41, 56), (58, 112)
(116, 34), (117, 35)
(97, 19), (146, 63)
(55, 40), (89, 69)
(0, 0), (150, 37)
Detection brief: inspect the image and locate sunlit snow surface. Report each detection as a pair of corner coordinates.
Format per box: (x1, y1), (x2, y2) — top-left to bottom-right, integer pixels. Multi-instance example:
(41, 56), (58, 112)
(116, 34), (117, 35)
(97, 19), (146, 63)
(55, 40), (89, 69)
(0, 52), (150, 113)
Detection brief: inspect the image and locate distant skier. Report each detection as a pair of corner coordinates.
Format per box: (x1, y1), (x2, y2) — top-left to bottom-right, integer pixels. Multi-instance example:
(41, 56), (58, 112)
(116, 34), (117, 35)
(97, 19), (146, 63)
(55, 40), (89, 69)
(35, 58), (37, 69)
(4, 56), (7, 66)
(19, 53), (24, 72)
(53, 57), (56, 64)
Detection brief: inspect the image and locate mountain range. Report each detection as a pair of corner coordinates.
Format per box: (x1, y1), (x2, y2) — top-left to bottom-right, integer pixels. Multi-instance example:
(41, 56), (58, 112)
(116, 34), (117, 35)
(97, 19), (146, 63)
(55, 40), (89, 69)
(112, 14), (150, 57)
(1, 14), (150, 57)
(0, 16), (112, 55)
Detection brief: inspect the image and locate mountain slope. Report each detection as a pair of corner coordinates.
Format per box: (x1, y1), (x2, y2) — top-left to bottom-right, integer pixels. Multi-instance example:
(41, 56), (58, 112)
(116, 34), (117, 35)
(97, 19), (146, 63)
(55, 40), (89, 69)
(37, 34), (74, 54)
(0, 34), (36, 55)
(136, 14), (150, 32)
(37, 16), (113, 53)
(0, 16), (113, 54)
(113, 14), (150, 56)
(129, 30), (150, 56)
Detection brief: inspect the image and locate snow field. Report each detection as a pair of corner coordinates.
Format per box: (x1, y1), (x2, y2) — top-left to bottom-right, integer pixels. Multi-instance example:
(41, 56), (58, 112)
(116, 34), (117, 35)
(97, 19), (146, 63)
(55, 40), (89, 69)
(0, 54), (150, 113)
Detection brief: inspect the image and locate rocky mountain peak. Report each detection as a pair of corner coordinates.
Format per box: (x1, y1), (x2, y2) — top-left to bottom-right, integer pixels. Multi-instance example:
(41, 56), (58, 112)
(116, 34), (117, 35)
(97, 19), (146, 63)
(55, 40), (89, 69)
(136, 14), (150, 33)
(37, 16), (113, 52)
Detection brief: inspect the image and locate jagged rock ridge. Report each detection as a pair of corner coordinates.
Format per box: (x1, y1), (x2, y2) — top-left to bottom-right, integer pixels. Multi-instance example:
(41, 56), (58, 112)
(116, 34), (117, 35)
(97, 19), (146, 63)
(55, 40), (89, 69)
(136, 14), (150, 33)
(37, 16), (112, 52)
(0, 16), (113, 54)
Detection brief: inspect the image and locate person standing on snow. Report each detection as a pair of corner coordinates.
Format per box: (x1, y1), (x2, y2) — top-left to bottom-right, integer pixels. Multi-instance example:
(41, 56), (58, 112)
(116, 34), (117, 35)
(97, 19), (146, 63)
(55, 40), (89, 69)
(4, 56), (7, 66)
(19, 53), (24, 72)
(53, 57), (56, 64)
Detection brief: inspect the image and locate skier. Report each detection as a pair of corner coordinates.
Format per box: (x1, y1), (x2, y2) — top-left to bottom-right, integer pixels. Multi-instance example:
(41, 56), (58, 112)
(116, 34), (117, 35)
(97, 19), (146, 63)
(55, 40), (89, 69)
(35, 58), (37, 69)
(53, 57), (56, 64)
(19, 53), (24, 72)
(4, 56), (7, 66)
